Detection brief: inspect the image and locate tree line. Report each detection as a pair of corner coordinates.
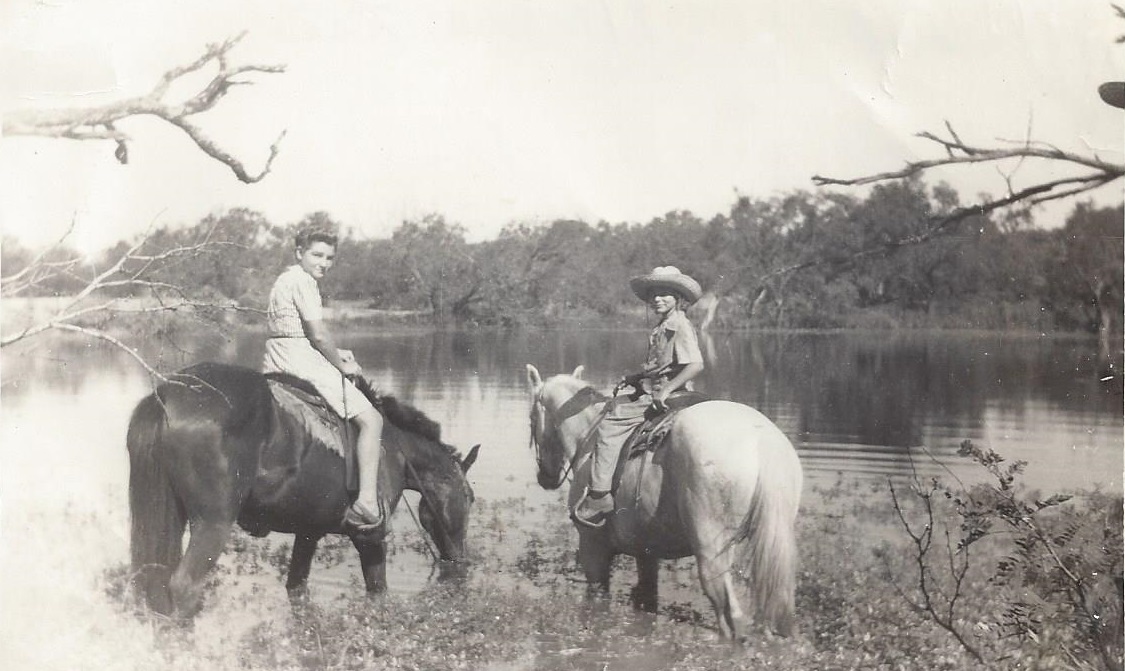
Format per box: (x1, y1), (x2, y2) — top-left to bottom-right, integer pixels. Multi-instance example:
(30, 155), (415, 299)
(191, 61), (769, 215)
(3, 178), (1121, 341)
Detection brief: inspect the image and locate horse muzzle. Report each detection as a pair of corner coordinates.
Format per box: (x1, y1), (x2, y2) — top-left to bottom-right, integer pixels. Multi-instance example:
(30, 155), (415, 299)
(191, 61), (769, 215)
(537, 469), (565, 490)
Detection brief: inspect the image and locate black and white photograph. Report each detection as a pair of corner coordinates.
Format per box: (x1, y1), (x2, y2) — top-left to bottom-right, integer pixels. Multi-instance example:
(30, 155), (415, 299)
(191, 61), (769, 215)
(2, 1), (1122, 669)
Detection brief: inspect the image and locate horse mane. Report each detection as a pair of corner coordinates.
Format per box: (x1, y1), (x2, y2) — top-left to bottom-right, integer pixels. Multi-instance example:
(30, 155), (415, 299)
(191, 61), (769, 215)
(376, 395), (441, 442)
(263, 370), (461, 462)
(355, 376), (463, 463)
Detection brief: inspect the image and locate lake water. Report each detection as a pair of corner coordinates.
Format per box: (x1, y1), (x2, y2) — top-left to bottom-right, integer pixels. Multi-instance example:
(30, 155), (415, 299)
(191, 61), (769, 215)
(1, 327), (1120, 615)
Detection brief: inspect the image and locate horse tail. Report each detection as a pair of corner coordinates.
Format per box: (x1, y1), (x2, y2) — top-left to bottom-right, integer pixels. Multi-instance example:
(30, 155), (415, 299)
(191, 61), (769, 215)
(738, 443), (800, 636)
(127, 392), (184, 614)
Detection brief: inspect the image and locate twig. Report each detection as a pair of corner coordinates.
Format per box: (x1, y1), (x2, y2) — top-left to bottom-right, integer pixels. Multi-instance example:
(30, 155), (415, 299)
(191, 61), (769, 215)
(52, 323), (170, 383)
(888, 462), (990, 665)
(3, 33), (286, 183)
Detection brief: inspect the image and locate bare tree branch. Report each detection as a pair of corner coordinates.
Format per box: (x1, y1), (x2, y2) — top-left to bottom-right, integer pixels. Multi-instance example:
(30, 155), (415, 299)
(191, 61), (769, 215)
(813, 126), (1125, 187)
(1, 216), (81, 293)
(0, 223), (252, 356)
(697, 123), (1124, 330)
(51, 323), (171, 382)
(3, 33), (286, 183)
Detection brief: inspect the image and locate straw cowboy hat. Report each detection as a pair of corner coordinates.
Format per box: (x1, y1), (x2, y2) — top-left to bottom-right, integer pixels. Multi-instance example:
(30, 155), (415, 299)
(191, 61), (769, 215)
(629, 266), (703, 303)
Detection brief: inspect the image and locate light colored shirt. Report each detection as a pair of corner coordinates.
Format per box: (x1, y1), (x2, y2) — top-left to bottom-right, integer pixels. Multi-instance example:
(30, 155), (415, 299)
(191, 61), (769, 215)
(267, 265), (322, 337)
(262, 264), (373, 418)
(643, 310), (703, 392)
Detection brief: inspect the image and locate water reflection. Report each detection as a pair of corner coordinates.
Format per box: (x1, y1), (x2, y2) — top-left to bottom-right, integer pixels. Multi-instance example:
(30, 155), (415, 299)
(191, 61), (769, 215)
(2, 327), (1120, 614)
(5, 329), (1120, 490)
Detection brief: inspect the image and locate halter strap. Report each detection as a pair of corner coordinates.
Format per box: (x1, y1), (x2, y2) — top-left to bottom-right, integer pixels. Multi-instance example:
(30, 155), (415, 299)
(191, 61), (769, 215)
(553, 387), (613, 484)
(553, 386), (610, 422)
(530, 384), (612, 488)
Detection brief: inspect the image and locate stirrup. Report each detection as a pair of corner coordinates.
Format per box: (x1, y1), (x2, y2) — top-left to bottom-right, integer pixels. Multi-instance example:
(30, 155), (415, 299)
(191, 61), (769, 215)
(571, 491), (614, 529)
(344, 501), (386, 538)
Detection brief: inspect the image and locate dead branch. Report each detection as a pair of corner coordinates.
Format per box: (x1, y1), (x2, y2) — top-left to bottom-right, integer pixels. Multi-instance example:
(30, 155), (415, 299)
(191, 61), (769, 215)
(3, 32), (287, 183)
(809, 125), (1123, 262)
(697, 124), (1124, 329)
(1, 217), (82, 295)
(52, 323), (170, 382)
(812, 125), (1124, 188)
(0, 223), (253, 356)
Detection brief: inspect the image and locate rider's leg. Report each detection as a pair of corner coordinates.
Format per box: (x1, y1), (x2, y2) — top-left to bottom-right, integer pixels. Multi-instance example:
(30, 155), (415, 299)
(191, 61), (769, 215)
(347, 406), (385, 528)
(575, 397), (648, 525)
(591, 397), (650, 490)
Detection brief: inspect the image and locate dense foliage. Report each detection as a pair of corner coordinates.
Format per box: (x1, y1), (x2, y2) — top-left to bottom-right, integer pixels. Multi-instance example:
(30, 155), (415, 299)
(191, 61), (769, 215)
(3, 182), (1121, 336)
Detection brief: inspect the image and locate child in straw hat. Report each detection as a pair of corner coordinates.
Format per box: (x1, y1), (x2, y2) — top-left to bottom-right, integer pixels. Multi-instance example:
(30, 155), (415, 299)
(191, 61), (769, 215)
(573, 266), (706, 528)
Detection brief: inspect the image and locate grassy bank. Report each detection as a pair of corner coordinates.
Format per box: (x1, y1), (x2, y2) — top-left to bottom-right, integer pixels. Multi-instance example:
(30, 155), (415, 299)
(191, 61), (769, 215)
(4, 471), (1118, 671)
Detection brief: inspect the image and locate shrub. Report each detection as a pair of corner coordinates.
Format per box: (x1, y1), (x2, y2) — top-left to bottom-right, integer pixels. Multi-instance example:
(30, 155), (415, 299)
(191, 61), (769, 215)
(890, 440), (1123, 670)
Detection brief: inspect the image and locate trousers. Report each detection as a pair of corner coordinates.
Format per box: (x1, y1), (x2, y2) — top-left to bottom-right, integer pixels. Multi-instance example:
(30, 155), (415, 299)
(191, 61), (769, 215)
(590, 394), (652, 492)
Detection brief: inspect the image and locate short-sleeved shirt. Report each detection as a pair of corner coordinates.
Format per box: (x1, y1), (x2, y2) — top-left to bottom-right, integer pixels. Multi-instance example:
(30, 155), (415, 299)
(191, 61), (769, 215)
(261, 265), (373, 419)
(642, 310), (703, 394)
(267, 265), (323, 337)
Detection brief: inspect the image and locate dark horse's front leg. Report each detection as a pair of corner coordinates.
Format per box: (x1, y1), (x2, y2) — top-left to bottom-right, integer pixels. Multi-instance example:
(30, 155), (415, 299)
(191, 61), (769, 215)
(286, 533), (323, 600)
(350, 534), (388, 594)
(631, 554), (660, 613)
(577, 530), (614, 598)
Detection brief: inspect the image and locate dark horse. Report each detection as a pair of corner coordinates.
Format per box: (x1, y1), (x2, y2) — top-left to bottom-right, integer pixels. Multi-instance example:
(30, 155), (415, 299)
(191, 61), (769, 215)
(127, 362), (479, 619)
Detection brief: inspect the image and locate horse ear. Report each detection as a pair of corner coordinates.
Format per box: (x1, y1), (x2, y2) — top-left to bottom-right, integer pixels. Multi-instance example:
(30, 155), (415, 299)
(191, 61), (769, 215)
(461, 444), (480, 473)
(572, 365), (585, 380)
(526, 364), (542, 390)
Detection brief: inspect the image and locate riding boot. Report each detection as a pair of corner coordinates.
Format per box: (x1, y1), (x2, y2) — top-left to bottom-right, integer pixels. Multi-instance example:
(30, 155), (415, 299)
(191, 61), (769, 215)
(573, 490), (615, 528)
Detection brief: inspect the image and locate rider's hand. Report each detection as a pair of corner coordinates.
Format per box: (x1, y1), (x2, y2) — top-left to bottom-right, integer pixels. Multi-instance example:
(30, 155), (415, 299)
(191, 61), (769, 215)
(621, 372), (644, 387)
(341, 359), (363, 378)
(652, 390), (669, 411)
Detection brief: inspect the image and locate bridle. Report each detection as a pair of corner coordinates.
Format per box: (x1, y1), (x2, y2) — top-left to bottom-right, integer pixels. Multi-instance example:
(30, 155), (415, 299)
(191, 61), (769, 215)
(529, 385), (611, 488)
(401, 452), (472, 565)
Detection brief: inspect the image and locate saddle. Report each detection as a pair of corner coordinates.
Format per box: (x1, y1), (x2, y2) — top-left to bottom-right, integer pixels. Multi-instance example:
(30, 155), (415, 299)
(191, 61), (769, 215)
(264, 372), (361, 496)
(622, 391), (710, 460)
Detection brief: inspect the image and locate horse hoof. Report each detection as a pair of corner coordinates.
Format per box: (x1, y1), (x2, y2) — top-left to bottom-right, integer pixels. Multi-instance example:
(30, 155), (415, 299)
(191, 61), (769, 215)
(245, 525), (271, 538)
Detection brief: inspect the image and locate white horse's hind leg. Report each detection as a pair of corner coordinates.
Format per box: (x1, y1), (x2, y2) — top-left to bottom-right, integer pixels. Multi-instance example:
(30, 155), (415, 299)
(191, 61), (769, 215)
(677, 409), (760, 641)
(695, 546), (750, 641)
(686, 480), (749, 639)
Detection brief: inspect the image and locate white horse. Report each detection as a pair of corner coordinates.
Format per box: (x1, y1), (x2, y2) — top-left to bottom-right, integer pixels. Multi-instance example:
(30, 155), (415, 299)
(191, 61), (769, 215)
(525, 364), (802, 640)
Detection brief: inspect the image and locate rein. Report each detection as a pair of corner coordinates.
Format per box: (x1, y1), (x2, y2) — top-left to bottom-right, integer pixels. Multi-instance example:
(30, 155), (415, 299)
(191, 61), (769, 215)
(400, 435), (470, 565)
(347, 373), (461, 564)
(531, 385), (612, 486)
(558, 407), (608, 484)
(399, 456), (442, 563)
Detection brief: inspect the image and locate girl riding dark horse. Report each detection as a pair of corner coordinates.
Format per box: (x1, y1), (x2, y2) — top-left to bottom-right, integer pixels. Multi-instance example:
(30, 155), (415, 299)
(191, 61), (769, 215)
(262, 227), (387, 534)
(128, 361), (478, 619)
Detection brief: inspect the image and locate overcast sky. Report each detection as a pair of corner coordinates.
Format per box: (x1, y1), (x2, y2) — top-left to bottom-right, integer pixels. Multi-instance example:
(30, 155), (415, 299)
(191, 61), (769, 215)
(1, 0), (1122, 254)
